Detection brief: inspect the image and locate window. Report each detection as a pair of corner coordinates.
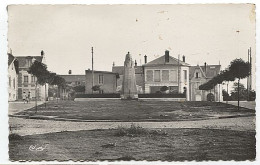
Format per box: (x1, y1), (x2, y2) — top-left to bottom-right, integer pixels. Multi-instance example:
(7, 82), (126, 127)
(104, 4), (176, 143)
(98, 74), (104, 84)
(169, 70), (177, 82)
(13, 78), (15, 89)
(24, 75), (28, 87)
(27, 59), (32, 67)
(31, 76), (36, 83)
(9, 77), (11, 87)
(146, 70), (153, 82)
(196, 82), (200, 89)
(183, 70), (187, 82)
(154, 70), (161, 82)
(162, 70), (169, 82)
(24, 76), (28, 83)
(196, 72), (199, 78)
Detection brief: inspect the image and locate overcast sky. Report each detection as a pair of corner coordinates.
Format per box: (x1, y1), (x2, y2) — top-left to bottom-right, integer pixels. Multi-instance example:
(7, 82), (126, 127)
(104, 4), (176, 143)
(7, 4), (255, 88)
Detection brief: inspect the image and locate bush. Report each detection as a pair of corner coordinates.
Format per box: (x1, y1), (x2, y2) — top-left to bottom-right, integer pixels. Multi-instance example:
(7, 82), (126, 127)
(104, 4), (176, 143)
(9, 133), (23, 141)
(114, 124), (167, 137)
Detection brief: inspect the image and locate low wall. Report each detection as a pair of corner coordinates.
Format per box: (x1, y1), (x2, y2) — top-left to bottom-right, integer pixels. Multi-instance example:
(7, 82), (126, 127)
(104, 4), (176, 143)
(75, 93), (186, 99)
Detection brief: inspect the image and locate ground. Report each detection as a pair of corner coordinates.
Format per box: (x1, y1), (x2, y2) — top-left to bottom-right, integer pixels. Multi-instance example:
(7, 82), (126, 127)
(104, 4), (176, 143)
(8, 100), (256, 161)
(12, 100), (255, 121)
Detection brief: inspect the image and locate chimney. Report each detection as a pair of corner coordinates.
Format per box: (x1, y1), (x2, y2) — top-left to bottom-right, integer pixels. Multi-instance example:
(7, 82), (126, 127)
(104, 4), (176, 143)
(182, 55), (185, 62)
(204, 62), (207, 73)
(113, 61), (115, 67)
(165, 50), (169, 63)
(41, 50), (44, 56)
(144, 55), (147, 64)
(68, 70), (72, 74)
(135, 60), (137, 66)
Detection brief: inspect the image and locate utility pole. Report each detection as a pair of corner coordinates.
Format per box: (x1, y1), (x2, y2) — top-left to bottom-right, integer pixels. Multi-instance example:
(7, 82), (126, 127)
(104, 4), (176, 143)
(247, 48), (249, 101)
(92, 47), (94, 94)
(249, 47), (252, 92)
(177, 54), (180, 93)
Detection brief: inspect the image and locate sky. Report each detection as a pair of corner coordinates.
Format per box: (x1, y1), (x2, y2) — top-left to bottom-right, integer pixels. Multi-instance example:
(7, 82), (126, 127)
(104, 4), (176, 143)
(7, 4), (256, 88)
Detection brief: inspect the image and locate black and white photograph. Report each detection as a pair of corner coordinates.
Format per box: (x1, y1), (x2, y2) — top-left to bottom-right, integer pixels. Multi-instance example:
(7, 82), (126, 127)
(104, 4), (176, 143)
(2, 3), (257, 162)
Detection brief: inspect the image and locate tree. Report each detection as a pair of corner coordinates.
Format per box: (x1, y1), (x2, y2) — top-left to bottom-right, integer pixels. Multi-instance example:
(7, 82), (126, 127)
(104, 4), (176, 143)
(230, 82), (247, 101)
(92, 85), (101, 93)
(73, 85), (85, 93)
(28, 61), (48, 113)
(222, 89), (230, 101)
(228, 59), (250, 110)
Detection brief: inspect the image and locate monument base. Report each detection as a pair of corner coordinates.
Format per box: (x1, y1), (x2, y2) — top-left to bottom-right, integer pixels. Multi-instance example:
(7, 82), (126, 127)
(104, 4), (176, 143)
(120, 94), (138, 100)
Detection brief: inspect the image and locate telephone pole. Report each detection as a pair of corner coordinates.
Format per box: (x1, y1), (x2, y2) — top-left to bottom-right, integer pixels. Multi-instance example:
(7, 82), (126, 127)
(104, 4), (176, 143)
(92, 47), (94, 94)
(177, 54), (180, 93)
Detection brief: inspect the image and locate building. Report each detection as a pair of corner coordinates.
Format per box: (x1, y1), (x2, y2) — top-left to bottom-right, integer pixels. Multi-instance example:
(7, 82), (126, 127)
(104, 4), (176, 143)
(15, 50), (48, 101)
(85, 70), (118, 94)
(189, 63), (223, 101)
(8, 53), (19, 101)
(59, 74), (86, 87)
(112, 50), (190, 100)
(142, 50), (190, 100)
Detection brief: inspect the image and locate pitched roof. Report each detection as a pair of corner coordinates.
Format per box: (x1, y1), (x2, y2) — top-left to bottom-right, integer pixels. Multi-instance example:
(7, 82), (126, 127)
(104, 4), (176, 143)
(59, 75), (86, 82)
(112, 66), (143, 75)
(143, 55), (190, 67)
(8, 53), (19, 74)
(189, 65), (221, 79)
(15, 56), (43, 68)
(8, 53), (15, 66)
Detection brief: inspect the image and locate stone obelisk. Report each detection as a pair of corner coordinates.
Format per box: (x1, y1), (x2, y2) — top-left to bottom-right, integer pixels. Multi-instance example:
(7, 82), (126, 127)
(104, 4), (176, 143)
(121, 52), (138, 100)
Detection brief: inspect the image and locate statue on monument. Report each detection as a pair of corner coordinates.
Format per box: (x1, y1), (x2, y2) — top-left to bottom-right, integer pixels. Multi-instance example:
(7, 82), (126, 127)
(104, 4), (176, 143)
(121, 52), (138, 100)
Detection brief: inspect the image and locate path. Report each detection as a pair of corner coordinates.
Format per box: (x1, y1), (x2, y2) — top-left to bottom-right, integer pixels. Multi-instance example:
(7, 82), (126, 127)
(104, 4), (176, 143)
(9, 116), (255, 136)
(223, 101), (255, 110)
(8, 101), (44, 115)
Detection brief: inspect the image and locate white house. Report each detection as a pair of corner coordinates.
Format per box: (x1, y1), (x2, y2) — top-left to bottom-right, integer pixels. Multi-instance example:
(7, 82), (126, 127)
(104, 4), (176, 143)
(142, 50), (190, 100)
(8, 53), (19, 101)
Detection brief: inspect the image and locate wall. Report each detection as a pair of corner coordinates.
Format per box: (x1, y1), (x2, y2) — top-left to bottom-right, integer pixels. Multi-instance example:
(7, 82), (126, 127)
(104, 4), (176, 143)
(8, 61), (18, 101)
(85, 72), (117, 94)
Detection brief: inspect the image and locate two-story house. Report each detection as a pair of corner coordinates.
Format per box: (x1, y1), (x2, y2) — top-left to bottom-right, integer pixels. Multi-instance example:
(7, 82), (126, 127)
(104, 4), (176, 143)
(8, 53), (19, 101)
(142, 50), (190, 100)
(189, 63), (223, 101)
(15, 50), (48, 101)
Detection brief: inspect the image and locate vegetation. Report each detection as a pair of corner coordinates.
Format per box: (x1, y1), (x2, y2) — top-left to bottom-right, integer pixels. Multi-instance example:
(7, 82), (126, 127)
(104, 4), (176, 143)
(28, 60), (66, 112)
(114, 124), (168, 137)
(199, 58), (251, 109)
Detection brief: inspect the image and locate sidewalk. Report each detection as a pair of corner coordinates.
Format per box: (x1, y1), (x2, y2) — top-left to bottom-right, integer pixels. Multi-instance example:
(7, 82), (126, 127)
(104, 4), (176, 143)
(222, 101), (255, 110)
(9, 116), (255, 136)
(8, 101), (44, 115)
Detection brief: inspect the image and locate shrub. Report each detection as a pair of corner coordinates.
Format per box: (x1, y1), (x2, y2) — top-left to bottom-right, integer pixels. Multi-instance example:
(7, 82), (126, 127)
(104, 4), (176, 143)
(114, 124), (168, 137)
(9, 133), (23, 141)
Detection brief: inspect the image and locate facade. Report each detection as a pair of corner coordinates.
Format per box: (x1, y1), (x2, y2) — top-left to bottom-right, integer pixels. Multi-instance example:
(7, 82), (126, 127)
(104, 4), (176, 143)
(8, 53), (19, 101)
(189, 63), (223, 101)
(15, 51), (48, 101)
(85, 70), (118, 94)
(142, 50), (190, 100)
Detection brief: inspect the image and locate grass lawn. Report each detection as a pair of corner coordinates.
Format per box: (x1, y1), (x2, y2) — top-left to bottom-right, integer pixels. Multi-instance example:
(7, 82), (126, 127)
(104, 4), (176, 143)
(15, 100), (255, 121)
(9, 126), (255, 161)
